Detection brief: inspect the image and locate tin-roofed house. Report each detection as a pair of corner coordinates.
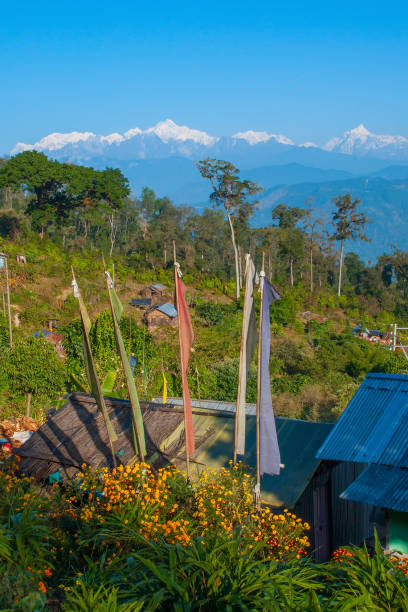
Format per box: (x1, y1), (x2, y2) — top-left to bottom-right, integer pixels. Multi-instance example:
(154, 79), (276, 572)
(317, 372), (408, 554)
(145, 302), (178, 330)
(140, 283), (167, 302)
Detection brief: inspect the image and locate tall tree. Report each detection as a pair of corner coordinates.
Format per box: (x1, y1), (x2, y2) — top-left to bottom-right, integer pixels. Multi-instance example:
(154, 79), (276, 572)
(0, 152), (130, 242)
(196, 159), (262, 299)
(272, 204), (307, 286)
(331, 194), (369, 296)
(303, 201), (324, 293)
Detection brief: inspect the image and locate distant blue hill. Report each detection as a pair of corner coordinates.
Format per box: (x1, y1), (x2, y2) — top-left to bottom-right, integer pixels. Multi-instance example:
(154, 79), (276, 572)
(254, 175), (408, 261)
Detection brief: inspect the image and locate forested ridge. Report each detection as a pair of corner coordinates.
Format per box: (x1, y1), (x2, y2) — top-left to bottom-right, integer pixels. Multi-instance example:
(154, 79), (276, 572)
(1, 151), (408, 423)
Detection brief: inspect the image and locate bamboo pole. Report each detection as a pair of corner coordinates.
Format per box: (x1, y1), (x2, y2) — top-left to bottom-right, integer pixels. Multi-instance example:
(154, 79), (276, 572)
(173, 240), (191, 480)
(102, 255), (145, 462)
(3, 255), (12, 349)
(255, 253), (265, 506)
(234, 254), (251, 464)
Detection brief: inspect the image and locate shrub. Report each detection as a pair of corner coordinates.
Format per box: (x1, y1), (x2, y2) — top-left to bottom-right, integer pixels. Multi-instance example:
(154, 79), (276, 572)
(0, 211), (25, 239)
(211, 358), (257, 402)
(2, 336), (66, 401)
(328, 534), (408, 610)
(196, 302), (224, 326)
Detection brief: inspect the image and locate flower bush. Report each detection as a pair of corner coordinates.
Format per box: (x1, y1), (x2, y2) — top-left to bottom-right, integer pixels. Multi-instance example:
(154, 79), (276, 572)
(62, 460), (310, 562)
(67, 462), (193, 547)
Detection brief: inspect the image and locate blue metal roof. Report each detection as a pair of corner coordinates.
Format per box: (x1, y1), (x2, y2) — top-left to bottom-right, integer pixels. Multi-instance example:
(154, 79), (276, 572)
(131, 298), (151, 306)
(156, 303), (177, 318)
(340, 464), (408, 512)
(316, 373), (408, 467)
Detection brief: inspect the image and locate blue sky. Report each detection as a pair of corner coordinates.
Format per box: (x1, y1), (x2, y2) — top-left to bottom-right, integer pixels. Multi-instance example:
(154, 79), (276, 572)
(2, 0), (408, 153)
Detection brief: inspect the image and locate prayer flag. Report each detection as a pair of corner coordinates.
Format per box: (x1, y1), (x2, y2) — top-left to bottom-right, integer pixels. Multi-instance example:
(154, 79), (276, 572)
(236, 255), (257, 455)
(105, 270), (146, 457)
(175, 275), (195, 455)
(71, 273), (118, 446)
(260, 279), (281, 476)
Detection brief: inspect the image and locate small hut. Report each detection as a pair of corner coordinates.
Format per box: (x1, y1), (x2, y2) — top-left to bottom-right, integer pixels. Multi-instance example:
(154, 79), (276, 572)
(144, 302), (178, 330)
(140, 283), (166, 301)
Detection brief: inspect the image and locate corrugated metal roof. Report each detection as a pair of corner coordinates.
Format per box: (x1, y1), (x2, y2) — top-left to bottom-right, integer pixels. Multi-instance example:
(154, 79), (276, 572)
(158, 400), (333, 507)
(131, 298), (151, 307)
(316, 373), (408, 468)
(340, 464), (408, 512)
(153, 397), (256, 415)
(156, 303), (177, 318)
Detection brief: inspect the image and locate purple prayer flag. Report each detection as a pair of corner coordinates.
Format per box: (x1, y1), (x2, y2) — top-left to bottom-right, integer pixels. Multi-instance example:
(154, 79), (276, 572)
(260, 279), (281, 476)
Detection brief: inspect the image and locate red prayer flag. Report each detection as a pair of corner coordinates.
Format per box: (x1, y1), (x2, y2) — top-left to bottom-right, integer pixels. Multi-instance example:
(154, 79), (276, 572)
(176, 276), (195, 455)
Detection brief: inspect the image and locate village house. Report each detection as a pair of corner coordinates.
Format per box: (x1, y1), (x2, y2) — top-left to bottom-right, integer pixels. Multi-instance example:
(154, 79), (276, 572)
(144, 302), (178, 330)
(316, 372), (408, 554)
(139, 283), (167, 302)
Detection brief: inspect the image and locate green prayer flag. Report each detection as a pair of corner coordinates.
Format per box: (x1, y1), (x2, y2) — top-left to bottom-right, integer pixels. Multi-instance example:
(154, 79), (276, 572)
(72, 274), (118, 444)
(105, 271), (146, 457)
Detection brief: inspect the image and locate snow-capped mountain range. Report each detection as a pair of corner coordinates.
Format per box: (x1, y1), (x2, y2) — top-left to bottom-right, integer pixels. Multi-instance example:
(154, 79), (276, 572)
(11, 119), (408, 162)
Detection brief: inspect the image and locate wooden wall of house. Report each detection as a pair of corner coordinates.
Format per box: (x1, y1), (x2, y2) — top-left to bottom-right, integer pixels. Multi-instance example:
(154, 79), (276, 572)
(294, 461), (382, 560)
(330, 461), (374, 550)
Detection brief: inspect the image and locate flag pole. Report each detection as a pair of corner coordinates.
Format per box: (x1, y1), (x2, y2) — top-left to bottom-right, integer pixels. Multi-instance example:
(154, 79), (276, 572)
(102, 254), (145, 462)
(255, 252), (265, 507)
(1, 254), (13, 349)
(173, 240), (191, 480)
(234, 254), (251, 464)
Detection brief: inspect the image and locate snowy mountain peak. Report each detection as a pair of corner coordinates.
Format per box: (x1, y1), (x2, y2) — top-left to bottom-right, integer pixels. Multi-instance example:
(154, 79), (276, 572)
(146, 119), (218, 145)
(233, 130), (294, 146)
(350, 124), (371, 137)
(101, 132), (125, 145)
(299, 141), (319, 148)
(124, 127), (142, 139)
(324, 124), (408, 156)
(12, 131), (97, 154)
